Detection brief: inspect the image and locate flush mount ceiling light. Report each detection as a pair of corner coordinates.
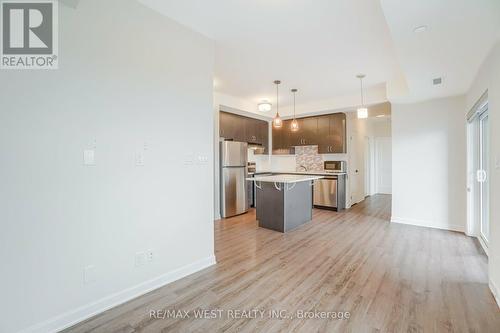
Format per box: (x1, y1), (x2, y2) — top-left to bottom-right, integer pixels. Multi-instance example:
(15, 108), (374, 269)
(413, 25), (428, 33)
(290, 89), (299, 132)
(356, 74), (368, 119)
(258, 100), (272, 112)
(272, 80), (283, 128)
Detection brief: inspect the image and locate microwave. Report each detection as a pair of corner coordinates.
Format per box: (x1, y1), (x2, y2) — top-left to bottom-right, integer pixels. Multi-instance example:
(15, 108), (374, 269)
(324, 160), (346, 173)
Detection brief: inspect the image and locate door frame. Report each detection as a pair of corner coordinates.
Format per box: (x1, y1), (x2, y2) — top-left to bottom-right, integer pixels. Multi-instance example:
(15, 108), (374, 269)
(466, 100), (489, 254)
(478, 110), (489, 247)
(364, 136), (372, 197)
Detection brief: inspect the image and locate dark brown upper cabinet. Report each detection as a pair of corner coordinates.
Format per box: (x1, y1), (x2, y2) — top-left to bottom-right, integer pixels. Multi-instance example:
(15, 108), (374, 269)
(219, 112), (245, 142)
(317, 113), (346, 154)
(330, 113), (346, 153)
(272, 124), (285, 150)
(257, 120), (269, 154)
(219, 111), (269, 154)
(272, 112), (346, 154)
(272, 120), (293, 154)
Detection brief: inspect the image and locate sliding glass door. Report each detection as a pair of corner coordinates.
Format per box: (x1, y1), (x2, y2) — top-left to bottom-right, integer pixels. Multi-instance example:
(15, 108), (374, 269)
(479, 110), (489, 244)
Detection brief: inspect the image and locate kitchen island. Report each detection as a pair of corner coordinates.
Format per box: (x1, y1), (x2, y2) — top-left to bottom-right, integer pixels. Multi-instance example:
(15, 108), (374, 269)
(247, 174), (323, 232)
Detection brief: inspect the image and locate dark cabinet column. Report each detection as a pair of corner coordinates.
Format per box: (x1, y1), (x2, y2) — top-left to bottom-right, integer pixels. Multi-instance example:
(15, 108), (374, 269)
(330, 113), (346, 153)
(245, 118), (259, 143)
(317, 115), (331, 153)
(302, 117), (318, 145)
(272, 126), (284, 151)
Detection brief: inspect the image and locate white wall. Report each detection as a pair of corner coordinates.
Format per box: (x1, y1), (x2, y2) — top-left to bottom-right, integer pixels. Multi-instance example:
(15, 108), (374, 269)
(466, 41), (500, 306)
(391, 96), (467, 232)
(0, 1), (215, 332)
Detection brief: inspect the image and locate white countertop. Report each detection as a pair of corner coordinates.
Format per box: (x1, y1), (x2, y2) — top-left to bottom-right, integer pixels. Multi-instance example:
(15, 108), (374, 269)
(280, 171), (347, 176)
(251, 171), (347, 176)
(247, 174), (324, 183)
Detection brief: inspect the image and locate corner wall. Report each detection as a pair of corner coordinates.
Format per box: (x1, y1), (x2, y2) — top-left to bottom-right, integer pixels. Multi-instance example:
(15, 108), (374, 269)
(466, 41), (500, 307)
(391, 95), (467, 232)
(0, 1), (215, 332)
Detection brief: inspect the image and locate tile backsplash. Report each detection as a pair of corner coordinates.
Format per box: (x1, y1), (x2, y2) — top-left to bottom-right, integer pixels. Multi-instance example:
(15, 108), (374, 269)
(295, 146), (324, 171)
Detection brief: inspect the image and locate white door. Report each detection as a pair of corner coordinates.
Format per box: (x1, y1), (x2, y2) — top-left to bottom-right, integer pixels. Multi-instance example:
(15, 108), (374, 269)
(349, 132), (363, 204)
(364, 137), (371, 196)
(479, 111), (489, 244)
(375, 137), (392, 194)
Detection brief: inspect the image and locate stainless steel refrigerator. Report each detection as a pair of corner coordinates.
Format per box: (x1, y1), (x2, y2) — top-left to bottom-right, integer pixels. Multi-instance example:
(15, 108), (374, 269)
(220, 141), (248, 218)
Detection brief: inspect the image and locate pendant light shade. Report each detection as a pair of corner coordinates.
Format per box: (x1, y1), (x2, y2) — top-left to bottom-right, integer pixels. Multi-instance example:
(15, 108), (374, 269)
(290, 88), (299, 132)
(356, 74), (368, 119)
(272, 80), (282, 128)
(273, 115), (283, 128)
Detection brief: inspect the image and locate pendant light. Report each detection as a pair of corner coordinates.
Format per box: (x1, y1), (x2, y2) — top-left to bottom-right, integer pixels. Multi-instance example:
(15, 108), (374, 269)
(356, 74), (368, 119)
(272, 80), (283, 128)
(290, 89), (299, 132)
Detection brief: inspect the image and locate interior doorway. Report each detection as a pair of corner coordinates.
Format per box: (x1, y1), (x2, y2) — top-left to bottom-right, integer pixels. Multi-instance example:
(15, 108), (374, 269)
(364, 136), (372, 197)
(374, 137), (392, 194)
(467, 98), (489, 254)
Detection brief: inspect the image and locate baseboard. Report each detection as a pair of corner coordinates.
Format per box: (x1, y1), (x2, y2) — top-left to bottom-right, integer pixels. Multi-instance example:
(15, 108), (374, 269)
(489, 279), (500, 309)
(478, 236), (489, 256)
(391, 216), (465, 233)
(20, 255), (216, 333)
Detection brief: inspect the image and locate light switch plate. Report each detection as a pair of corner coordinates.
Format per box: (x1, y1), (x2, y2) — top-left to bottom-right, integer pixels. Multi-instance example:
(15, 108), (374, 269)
(197, 155), (208, 164)
(184, 154), (194, 165)
(83, 149), (95, 166)
(84, 265), (96, 284)
(135, 153), (145, 166)
(135, 252), (146, 267)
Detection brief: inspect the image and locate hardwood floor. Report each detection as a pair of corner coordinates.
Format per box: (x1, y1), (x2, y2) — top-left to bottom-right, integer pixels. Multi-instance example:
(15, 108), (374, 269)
(65, 195), (500, 332)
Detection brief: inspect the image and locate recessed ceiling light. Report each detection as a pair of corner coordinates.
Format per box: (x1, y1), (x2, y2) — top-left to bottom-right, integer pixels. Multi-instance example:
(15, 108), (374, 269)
(413, 25), (428, 33)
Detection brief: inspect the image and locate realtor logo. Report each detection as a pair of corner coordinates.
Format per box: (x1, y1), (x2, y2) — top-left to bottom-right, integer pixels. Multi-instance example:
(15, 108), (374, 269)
(1, 0), (58, 69)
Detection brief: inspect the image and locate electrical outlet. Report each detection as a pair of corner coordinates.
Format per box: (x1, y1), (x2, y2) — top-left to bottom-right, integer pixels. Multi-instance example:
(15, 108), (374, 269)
(84, 265), (96, 284)
(146, 249), (154, 262)
(135, 252), (146, 267)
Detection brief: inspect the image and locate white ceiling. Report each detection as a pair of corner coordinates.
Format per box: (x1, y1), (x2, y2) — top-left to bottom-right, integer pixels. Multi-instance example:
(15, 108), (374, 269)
(140, 0), (500, 112)
(381, 0), (500, 103)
